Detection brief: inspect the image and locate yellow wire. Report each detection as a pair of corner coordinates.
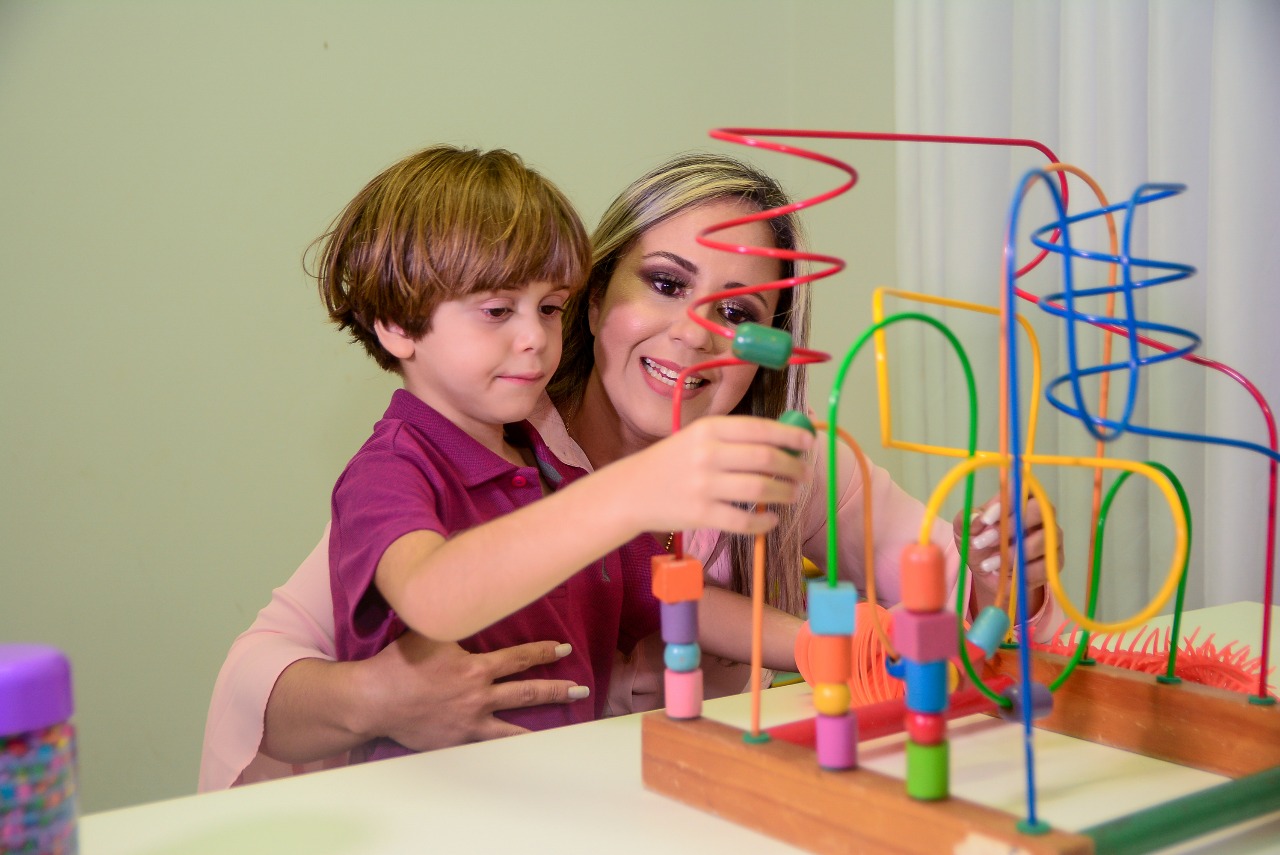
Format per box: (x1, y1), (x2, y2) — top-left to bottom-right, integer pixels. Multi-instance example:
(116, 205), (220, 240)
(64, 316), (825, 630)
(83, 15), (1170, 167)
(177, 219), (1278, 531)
(919, 454), (1188, 634)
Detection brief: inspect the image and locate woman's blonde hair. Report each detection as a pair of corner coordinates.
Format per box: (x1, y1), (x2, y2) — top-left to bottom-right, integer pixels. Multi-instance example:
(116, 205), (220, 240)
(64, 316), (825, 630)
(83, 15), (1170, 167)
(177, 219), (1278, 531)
(550, 152), (812, 617)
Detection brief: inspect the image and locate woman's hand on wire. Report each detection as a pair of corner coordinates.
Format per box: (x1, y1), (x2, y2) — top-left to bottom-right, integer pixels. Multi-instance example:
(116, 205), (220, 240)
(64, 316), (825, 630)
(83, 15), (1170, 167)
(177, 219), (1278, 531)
(953, 495), (1060, 616)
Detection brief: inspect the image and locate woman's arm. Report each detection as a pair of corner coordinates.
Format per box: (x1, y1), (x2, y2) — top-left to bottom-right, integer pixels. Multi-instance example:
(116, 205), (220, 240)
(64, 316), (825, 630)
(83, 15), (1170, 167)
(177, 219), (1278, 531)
(199, 526), (589, 790)
(696, 585), (801, 672)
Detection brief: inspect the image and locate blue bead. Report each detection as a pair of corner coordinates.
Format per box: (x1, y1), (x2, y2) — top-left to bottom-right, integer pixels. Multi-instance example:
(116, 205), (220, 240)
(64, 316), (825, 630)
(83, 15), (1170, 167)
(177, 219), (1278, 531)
(664, 642), (701, 673)
(904, 659), (949, 713)
(967, 606), (1011, 658)
(807, 580), (858, 635)
(998, 679), (1054, 721)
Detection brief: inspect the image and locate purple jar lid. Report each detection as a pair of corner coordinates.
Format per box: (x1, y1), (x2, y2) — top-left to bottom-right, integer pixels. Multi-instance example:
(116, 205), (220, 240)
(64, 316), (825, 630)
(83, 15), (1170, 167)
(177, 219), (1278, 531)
(0, 644), (74, 734)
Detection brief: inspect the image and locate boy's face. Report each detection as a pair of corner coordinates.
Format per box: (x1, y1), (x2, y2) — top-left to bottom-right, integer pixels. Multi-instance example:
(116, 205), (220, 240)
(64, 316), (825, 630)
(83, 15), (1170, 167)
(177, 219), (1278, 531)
(399, 280), (569, 439)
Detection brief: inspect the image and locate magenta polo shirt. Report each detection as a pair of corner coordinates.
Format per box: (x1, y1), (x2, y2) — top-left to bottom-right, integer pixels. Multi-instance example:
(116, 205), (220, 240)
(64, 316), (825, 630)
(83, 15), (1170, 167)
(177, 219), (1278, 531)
(330, 389), (660, 763)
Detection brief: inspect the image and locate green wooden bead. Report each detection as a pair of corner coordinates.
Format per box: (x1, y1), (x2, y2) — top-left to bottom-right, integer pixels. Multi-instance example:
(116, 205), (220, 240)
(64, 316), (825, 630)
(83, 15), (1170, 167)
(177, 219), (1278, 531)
(779, 409), (816, 456)
(905, 739), (949, 801)
(732, 322), (793, 370)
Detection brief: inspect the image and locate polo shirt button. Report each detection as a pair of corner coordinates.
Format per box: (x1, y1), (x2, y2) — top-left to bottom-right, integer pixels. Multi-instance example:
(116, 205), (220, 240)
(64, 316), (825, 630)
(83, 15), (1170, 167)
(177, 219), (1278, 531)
(512, 475), (528, 488)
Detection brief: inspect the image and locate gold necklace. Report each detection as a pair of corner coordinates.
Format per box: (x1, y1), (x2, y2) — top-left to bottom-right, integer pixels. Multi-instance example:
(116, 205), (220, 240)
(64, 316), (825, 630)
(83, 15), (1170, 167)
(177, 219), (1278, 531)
(665, 531), (675, 552)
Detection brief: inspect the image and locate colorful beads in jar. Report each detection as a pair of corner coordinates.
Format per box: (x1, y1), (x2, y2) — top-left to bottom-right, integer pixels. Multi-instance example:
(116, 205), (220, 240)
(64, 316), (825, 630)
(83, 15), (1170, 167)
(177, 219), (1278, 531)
(1, 645), (77, 855)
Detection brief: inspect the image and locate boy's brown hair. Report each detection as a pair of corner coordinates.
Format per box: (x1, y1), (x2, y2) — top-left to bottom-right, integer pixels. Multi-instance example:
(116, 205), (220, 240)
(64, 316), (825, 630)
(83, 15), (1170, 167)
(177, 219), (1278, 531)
(312, 145), (590, 372)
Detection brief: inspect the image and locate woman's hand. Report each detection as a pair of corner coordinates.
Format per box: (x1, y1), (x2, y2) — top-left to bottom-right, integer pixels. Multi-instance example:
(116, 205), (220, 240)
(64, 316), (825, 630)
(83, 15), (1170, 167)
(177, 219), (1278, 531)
(952, 496), (1061, 618)
(262, 633), (584, 762)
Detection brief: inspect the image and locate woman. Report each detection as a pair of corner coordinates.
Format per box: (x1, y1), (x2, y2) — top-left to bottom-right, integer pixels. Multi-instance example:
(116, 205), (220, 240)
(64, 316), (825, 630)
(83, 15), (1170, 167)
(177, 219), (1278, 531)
(200, 152), (1058, 791)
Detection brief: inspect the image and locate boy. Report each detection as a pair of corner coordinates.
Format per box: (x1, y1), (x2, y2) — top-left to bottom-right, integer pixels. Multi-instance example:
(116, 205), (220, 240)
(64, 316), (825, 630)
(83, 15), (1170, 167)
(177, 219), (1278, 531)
(313, 145), (810, 762)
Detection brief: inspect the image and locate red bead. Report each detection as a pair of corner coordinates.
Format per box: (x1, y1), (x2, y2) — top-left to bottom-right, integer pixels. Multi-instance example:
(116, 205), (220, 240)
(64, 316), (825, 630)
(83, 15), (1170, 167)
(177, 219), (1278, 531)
(905, 711), (946, 745)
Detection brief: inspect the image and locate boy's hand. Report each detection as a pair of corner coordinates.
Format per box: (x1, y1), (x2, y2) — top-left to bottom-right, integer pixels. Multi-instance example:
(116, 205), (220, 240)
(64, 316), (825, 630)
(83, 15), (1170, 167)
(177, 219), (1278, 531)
(629, 415), (814, 536)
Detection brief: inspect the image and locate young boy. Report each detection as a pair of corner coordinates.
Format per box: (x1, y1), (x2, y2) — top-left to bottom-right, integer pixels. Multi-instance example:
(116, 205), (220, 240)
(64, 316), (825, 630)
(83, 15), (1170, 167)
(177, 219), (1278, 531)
(314, 145), (810, 763)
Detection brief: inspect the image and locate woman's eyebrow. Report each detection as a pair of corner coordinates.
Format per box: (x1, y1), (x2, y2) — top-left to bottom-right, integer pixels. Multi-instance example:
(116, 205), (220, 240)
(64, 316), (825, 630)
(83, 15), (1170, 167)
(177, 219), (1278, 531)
(642, 250), (771, 310)
(643, 251), (697, 274)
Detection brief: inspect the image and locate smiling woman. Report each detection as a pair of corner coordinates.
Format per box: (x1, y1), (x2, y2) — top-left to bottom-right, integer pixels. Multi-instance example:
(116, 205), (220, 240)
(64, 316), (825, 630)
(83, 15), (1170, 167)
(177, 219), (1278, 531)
(201, 151), (1062, 793)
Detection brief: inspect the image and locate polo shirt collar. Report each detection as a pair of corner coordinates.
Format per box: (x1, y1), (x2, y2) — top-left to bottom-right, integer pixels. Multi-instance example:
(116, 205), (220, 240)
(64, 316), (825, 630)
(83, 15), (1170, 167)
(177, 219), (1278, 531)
(384, 389), (579, 489)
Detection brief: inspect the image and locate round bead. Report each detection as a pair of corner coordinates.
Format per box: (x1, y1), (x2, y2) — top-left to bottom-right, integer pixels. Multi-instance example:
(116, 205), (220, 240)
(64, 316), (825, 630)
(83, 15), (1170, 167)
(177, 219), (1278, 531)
(998, 679), (1054, 721)
(905, 711), (946, 745)
(812, 682), (852, 716)
(663, 642), (701, 673)
(732, 322), (794, 370)
(967, 606), (1012, 658)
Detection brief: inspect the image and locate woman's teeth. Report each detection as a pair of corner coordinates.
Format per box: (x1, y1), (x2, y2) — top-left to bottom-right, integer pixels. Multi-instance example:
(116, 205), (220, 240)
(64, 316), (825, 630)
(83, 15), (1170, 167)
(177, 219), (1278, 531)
(642, 358), (705, 389)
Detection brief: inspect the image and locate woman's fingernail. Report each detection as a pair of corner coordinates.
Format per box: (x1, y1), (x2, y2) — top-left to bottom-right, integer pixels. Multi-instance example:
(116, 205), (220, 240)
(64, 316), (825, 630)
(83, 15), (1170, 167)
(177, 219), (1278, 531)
(981, 502), (1003, 526)
(568, 685), (590, 700)
(554, 643), (572, 658)
(979, 555), (1001, 575)
(972, 529), (999, 549)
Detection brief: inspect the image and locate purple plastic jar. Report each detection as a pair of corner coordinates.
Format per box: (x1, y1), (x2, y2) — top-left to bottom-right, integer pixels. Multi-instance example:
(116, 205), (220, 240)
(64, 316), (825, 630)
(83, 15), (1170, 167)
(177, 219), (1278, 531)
(0, 645), (77, 855)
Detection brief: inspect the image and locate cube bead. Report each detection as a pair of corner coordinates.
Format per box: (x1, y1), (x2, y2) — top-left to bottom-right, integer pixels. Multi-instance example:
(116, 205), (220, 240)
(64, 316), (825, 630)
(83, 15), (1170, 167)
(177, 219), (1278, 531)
(892, 610), (959, 663)
(807, 580), (858, 635)
(651, 555), (704, 604)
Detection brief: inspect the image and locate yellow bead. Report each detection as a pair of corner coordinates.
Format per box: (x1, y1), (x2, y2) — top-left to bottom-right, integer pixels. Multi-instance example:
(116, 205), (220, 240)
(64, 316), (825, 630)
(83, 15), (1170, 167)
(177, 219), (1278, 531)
(812, 682), (852, 716)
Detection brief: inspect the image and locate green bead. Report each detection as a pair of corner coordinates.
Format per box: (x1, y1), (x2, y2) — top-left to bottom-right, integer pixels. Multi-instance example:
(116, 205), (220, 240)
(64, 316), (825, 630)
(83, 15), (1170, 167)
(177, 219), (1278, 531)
(732, 322), (793, 370)
(779, 410), (816, 456)
(905, 739), (949, 801)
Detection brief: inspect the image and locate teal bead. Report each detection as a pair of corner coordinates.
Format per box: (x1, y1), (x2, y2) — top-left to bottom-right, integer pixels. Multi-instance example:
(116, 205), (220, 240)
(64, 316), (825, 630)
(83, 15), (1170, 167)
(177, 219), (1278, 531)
(732, 322), (793, 370)
(967, 605), (1011, 658)
(664, 642), (701, 673)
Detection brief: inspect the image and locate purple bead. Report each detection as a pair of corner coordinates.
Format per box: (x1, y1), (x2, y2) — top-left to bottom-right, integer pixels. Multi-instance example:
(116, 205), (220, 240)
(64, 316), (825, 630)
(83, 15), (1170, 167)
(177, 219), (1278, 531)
(815, 711), (859, 770)
(998, 679), (1054, 721)
(660, 600), (699, 645)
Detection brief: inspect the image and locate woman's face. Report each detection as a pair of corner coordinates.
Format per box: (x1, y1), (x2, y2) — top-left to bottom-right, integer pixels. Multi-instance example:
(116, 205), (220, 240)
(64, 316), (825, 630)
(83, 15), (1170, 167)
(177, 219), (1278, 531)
(587, 199), (783, 450)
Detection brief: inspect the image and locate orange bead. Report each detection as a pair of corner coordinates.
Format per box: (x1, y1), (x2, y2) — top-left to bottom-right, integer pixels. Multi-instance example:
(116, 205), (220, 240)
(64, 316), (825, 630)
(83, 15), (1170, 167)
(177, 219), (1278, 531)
(900, 542), (947, 612)
(651, 554), (704, 604)
(808, 633), (853, 684)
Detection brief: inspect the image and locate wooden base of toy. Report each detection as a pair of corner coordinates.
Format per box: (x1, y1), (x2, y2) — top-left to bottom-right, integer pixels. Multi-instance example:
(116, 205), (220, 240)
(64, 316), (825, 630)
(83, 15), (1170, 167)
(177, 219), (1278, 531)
(641, 649), (1280, 854)
(988, 648), (1280, 778)
(641, 712), (1093, 854)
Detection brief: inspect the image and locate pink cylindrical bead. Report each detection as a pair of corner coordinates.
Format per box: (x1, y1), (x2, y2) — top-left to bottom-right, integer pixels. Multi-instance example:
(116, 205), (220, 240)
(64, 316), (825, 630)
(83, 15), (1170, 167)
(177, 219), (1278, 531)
(664, 668), (703, 720)
(815, 711), (858, 770)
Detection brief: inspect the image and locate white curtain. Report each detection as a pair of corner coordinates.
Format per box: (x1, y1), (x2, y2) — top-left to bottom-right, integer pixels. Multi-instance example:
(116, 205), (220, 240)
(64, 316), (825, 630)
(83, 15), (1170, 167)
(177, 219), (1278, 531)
(892, 0), (1280, 619)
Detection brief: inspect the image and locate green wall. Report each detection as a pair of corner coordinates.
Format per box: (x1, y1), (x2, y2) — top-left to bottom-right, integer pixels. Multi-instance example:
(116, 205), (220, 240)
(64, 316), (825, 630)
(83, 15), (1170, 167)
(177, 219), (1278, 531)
(0, 0), (897, 811)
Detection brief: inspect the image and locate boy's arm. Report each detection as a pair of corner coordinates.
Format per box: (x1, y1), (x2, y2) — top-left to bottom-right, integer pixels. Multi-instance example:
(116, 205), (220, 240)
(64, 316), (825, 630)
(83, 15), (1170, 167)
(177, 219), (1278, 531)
(377, 416), (814, 641)
(696, 586), (800, 672)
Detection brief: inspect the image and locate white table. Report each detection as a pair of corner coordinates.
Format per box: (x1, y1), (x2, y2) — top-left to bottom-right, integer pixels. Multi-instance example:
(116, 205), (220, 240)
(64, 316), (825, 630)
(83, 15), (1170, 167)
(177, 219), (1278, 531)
(81, 604), (1280, 854)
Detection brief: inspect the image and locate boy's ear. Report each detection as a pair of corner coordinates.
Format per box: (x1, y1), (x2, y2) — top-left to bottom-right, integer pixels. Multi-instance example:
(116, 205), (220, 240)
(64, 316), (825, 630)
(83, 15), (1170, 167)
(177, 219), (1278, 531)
(373, 320), (416, 360)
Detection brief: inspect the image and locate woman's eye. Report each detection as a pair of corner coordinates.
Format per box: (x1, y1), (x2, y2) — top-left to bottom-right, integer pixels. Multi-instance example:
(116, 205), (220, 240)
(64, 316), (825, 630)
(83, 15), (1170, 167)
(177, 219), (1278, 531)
(717, 299), (760, 326)
(648, 272), (688, 298)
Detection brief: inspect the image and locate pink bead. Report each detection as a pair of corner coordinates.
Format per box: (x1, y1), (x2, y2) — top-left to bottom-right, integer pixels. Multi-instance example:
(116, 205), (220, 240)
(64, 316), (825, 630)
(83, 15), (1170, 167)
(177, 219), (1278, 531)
(905, 711), (946, 745)
(815, 711), (858, 770)
(892, 610), (958, 662)
(664, 668), (703, 720)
